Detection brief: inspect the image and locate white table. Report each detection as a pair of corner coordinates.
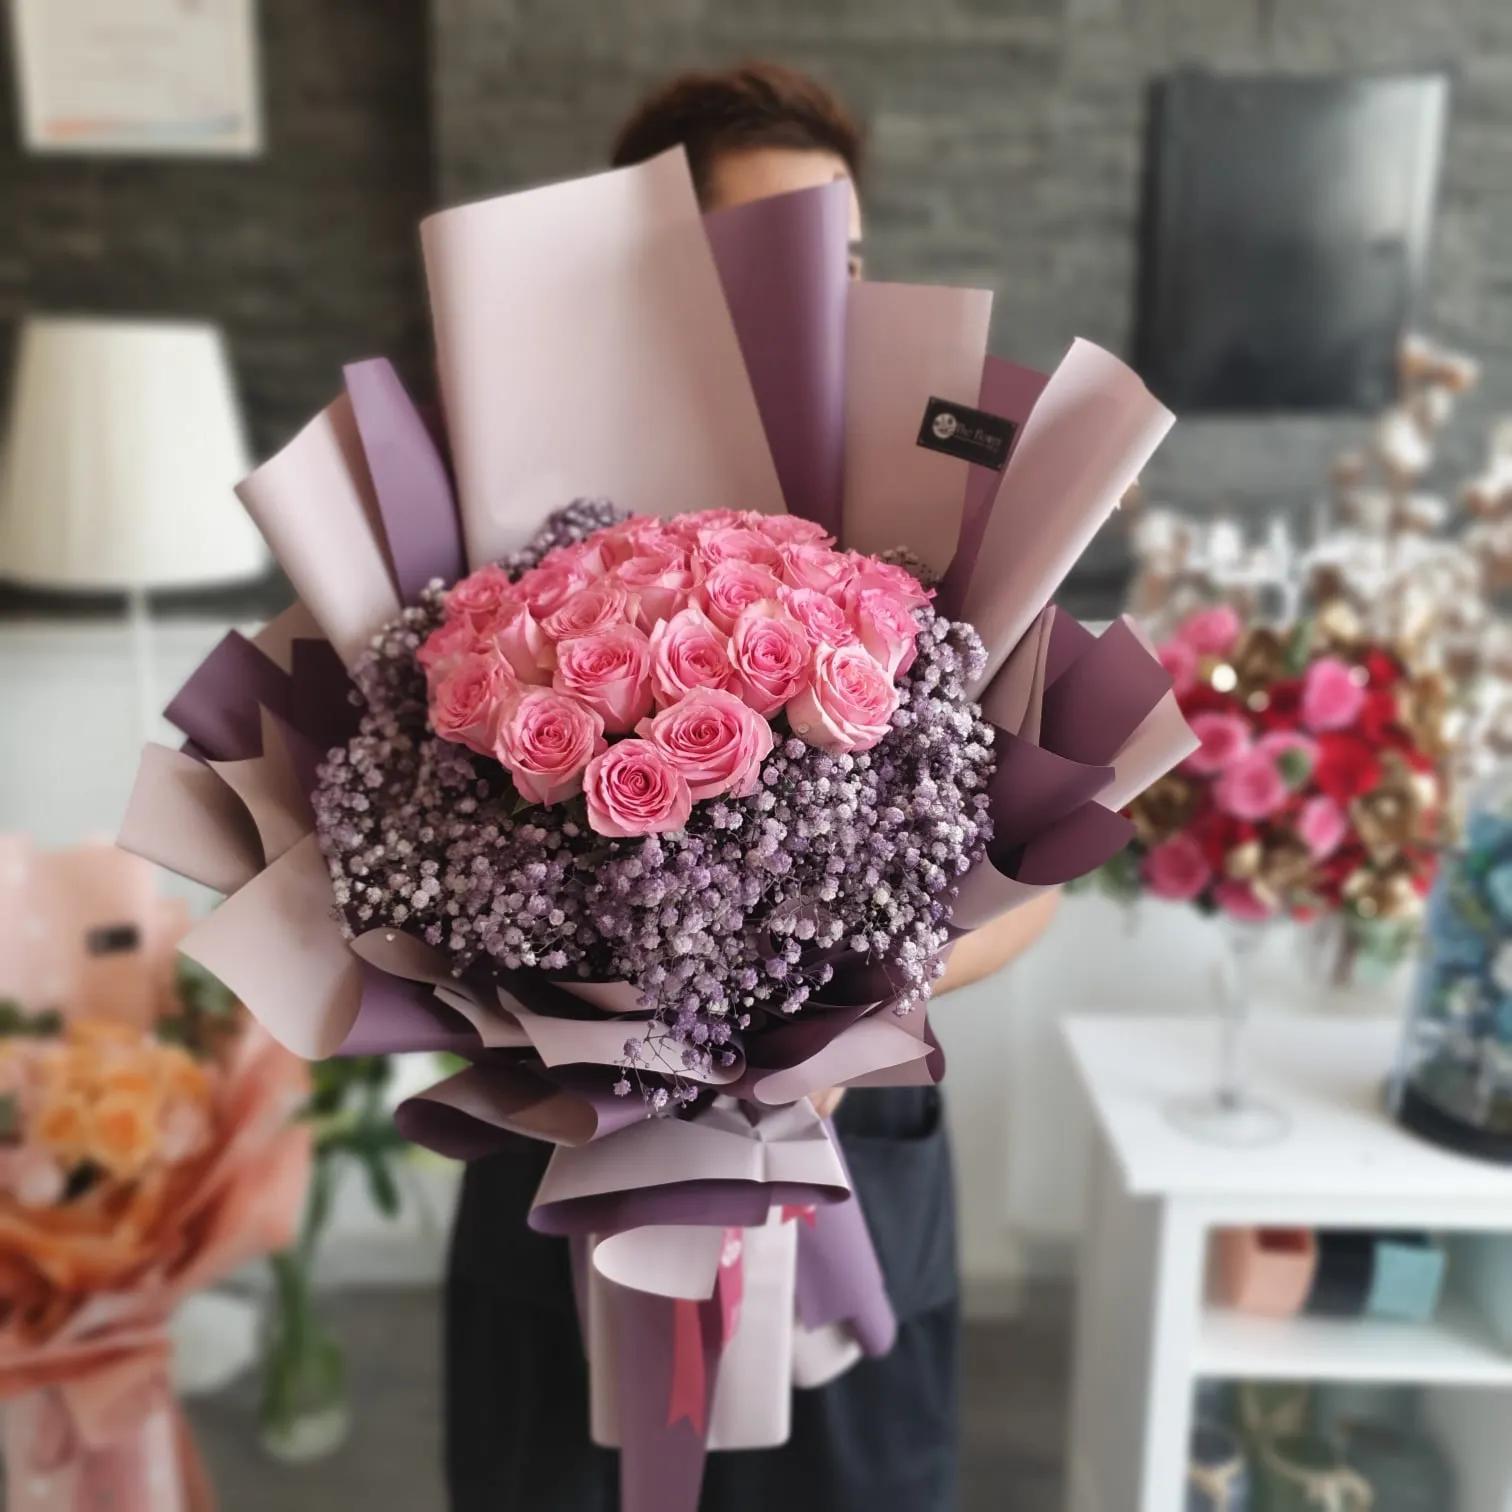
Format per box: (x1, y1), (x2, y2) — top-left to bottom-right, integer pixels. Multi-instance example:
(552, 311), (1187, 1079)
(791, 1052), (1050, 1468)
(1063, 1015), (1512, 1512)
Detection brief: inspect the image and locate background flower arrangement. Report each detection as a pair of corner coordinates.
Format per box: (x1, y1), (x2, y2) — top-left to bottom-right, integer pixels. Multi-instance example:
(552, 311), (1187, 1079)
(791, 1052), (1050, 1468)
(1105, 605), (1446, 958)
(0, 841), (310, 1512)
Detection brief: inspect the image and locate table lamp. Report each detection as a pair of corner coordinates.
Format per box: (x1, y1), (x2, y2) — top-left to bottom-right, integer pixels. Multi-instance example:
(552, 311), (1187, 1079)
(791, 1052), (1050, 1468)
(0, 315), (269, 731)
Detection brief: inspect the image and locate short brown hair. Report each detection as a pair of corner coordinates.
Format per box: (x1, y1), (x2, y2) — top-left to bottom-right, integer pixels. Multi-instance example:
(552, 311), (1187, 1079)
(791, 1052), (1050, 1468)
(611, 61), (864, 205)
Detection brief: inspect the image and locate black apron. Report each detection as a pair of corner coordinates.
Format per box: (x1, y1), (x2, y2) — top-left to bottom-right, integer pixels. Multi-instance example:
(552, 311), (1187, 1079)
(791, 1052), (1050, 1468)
(445, 1086), (960, 1512)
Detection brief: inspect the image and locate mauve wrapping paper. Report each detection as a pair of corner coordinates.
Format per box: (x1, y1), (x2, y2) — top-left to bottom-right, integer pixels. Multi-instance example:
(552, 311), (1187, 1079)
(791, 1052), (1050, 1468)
(704, 181), (851, 534)
(235, 395), (402, 668)
(422, 149), (785, 567)
(841, 281), (994, 574)
(962, 338), (1174, 695)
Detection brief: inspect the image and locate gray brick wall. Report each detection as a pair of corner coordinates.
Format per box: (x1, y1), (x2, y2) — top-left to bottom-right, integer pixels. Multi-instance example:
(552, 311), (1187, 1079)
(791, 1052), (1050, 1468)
(433, 0), (1512, 592)
(0, 1), (434, 461)
(2, 1), (1506, 600)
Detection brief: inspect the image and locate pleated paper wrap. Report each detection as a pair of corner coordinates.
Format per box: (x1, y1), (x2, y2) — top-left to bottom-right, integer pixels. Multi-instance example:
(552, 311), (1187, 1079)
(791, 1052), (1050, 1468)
(120, 150), (1196, 1512)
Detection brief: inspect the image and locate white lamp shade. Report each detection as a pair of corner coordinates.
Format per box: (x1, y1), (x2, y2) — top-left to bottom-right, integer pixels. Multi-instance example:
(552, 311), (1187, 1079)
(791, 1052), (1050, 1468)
(0, 316), (268, 591)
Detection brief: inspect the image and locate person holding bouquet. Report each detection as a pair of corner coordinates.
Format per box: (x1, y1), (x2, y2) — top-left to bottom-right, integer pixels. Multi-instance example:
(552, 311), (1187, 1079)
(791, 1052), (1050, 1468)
(443, 61), (1061, 1512)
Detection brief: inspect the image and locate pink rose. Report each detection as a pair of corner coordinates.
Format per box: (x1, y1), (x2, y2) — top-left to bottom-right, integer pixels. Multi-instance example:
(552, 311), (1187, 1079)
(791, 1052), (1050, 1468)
(779, 586), (857, 649)
(851, 588), (921, 678)
(431, 653), (517, 756)
(1297, 795), (1349, 860)
(1158, 639), (1199, 696)
(636, 689), (775, 800)
(612, 540), (696, 629)
(698, 525), (784, 573)
(418, 616), (482, 684)
(444, 563), (515, 626)
(552, 623), (654, 733)
(539, 537), (609, 579)
(495, 689), (606, 806)
(1214, 751), (1290, 820)
(648, 607), (737, 707)
(1257, 730), (1319, 786)
(583, 739), (693, 838)
(756, 515), (832, 547)
(1215, 880), (1276, 923)
(727, 603), (812, 716)
(482, 601), (551, 684)
(1183, 712), (1253, 776)
(787, 643), (900, 754)
(542, 579), (633, 646)
(667, 509), (744, 543)
(780, 541), (856, 596)
(595, 515), (663, 569)
(1176, 605), (1242, 658)
(515, 560), (591, 620)
(694, 559), (784, 634)
(846, 557), (932, 610)
(1301, 656), (1367, 732)
(1142, 833), (1212, 903)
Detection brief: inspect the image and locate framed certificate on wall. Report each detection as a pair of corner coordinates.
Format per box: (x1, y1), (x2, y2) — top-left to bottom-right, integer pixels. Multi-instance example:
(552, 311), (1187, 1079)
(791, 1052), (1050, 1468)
(9, 0), (262, 157)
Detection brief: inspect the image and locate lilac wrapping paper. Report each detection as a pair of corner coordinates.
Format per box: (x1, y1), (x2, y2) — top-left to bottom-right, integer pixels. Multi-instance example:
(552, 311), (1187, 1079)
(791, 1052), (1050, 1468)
(705, 181), (850, 536)
(117, 150), (1199, 1512)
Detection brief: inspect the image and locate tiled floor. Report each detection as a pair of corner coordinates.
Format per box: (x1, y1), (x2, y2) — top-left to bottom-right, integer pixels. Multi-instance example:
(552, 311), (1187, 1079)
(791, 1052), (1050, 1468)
(187, 1285), (1073, 1510)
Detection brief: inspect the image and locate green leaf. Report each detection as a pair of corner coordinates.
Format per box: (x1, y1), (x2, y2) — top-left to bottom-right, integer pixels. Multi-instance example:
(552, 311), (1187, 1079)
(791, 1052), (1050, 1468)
(359, 1145), (402, 1218)
(1277, 748), (1314, 789)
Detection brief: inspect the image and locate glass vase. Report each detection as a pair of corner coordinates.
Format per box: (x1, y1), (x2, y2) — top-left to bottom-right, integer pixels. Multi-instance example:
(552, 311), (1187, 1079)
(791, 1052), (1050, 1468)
(1166, 916), (1292, 1146)
(257, 1248), (350, 1464)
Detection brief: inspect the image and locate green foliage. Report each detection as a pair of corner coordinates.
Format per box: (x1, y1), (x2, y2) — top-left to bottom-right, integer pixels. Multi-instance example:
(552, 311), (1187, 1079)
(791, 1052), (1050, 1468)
(0, 1001), (63, 1039)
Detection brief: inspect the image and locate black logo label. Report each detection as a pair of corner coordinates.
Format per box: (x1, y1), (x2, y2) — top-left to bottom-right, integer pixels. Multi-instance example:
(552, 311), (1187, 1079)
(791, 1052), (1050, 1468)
(86, 924), (141, 956)
(915, 396), (1017, 471)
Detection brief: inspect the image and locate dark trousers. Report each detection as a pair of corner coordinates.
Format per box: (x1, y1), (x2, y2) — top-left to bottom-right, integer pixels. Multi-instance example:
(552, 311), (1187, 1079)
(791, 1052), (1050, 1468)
(445, 1087), (961, 1512)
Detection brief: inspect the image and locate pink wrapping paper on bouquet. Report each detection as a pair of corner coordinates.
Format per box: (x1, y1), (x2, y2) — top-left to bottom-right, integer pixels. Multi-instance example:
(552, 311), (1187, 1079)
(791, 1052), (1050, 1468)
(118, 149), (1195, 1512)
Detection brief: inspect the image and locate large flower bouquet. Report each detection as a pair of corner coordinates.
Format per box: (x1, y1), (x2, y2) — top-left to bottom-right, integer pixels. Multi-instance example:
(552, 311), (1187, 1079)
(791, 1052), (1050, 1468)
(0, 841), (310, 1512)
(1117, 606), (1446, 939)
(120, 151), (1193, 1511)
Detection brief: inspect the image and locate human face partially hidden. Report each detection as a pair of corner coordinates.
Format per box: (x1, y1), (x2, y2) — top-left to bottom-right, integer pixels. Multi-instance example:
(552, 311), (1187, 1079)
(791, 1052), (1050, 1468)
(704, 146), (864, 278)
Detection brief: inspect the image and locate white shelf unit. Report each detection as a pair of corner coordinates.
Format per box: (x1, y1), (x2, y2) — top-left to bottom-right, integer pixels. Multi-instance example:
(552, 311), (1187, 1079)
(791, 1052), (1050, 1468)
(1063, 1016), (1512, 1512)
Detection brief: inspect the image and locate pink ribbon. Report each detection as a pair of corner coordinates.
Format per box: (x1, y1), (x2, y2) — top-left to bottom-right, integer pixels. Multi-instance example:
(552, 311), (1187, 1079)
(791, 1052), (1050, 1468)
(666, 1228), (747, 1435)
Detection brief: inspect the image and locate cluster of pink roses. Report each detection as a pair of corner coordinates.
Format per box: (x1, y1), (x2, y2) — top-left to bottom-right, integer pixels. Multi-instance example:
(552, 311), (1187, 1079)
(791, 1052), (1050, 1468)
(418, 509), (929, 837)
(1127, 605), (1440, 923)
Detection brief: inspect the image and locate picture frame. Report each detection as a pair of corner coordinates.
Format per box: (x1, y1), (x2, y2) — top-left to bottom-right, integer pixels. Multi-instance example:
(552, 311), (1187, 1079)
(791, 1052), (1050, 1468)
(9, 0), (262, 158)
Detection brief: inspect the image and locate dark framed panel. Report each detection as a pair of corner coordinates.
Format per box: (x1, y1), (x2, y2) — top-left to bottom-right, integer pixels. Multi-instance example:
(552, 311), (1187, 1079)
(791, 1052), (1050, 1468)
(1135, 71), (1448, 413)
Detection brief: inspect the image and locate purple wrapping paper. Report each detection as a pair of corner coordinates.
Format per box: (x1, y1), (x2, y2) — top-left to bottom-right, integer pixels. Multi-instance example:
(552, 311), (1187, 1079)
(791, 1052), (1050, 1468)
(705, 182), (851, 536)
(343, 359), (466, 601)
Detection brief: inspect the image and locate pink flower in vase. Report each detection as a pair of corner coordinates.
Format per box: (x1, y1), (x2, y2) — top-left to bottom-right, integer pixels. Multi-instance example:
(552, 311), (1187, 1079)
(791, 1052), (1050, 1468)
(1300, 657), (1368, 732)
(1214, 751), (1290, 821)
(1158, 638), (1199, 696)
(1214, 880), (1277, 923)
(1296, 795), (1349, 860)
(1183, 712), (1253, 776)
(1176, 605), (1242, 658)
(1142, 833), (1213, 903)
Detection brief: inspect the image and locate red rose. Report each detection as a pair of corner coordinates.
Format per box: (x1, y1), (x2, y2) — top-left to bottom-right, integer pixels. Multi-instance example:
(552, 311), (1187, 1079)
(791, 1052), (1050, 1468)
(1313, 734), (1381, 803)
(1363, 649), (1403, 689)
(1356, 689), (1400, 746)
(1254, 678), (1302, 731)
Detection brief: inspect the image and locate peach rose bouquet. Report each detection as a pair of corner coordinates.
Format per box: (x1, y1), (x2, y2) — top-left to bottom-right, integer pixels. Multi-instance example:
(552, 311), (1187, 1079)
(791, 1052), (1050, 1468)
(0, 841), (310, 1512)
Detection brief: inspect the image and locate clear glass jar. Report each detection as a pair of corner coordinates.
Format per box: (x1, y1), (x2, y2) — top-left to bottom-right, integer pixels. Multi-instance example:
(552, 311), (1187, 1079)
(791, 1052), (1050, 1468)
(1391, 766), (1512, 1161)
